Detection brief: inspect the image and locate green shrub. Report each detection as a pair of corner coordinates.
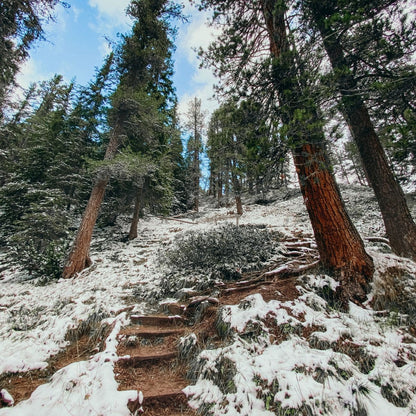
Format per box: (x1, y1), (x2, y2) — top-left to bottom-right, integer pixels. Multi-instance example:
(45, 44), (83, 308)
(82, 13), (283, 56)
(161, 224), (280, 273)
(133, 224), (280, 302)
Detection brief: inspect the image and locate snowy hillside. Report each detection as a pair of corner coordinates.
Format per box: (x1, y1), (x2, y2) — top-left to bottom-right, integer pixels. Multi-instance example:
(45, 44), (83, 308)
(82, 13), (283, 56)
(1, 185), (416, 415)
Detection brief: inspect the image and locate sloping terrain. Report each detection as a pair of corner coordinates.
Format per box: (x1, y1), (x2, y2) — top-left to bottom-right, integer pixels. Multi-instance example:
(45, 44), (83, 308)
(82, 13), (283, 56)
(0, 186), (416, 415)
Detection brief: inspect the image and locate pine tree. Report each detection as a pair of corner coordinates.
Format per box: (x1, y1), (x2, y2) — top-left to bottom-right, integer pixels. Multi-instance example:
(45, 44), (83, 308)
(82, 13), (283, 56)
(0, 75), (81, 279)
(0, 0), (66, 117)
(207, 99), (286, 203)
(169, 104), (192, 213)
(303, 0), (416, 260)
(207, 102), (244, 212)
(62, 0), (181, 278)
(184, 97), (205, 212)
(199, 0), (374, 305)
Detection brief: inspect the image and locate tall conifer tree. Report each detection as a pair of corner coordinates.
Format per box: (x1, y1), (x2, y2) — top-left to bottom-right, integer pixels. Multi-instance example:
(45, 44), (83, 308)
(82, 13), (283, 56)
(0, 0), (65, 116)
(199, 0), (374, 304)
(63, 0), (181, 278)
(184, 97), (205, 212)
(301, 0), (416, 260)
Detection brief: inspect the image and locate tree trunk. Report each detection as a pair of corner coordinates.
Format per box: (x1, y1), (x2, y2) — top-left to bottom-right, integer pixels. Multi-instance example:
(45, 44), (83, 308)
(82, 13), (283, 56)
(231, 166), (243, 215)
(293, 143), (373, 302)
(193, 183), (199, 212)
(128, 189), (141, 240)
(261, 0), (373, 305)
(217, 174), (223, 206)
(208, 167), (216, 197)
(62, 178), (108, 278)
(312, 7), (416, 260)
(235, 195), (243, 216)
(62, 115), (125, 278)
(193, 138), (200, 212)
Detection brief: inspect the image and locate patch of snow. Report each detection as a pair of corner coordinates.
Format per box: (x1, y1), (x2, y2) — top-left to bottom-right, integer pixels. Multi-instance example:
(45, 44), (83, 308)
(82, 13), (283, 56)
(1, 185), (415, 414)
(0, 315), (137, 416)
(185, 273), (416, 415)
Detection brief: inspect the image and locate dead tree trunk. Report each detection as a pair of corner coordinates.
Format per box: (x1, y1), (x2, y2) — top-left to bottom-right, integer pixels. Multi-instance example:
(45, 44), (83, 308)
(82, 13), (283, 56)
(128, 189), (142, 240)
(310, 1), (416, 261)
(62, 116), (125, 279)
(231, 163), (243, 215)
(261, 0), (373, 305)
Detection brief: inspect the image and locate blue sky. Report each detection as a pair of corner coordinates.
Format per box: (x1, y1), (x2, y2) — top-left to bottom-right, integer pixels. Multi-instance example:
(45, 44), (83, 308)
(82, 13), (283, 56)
(16, 0), (218, 122)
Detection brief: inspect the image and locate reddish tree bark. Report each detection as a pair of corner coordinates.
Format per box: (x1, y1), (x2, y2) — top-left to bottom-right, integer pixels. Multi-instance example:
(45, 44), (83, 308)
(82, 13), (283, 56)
(62, 179), (108, 278)
(308, 2), (416, 260)
(62, 117), (125, 279)
(293, 143), (373, 302)
(261, 0), (374, 304)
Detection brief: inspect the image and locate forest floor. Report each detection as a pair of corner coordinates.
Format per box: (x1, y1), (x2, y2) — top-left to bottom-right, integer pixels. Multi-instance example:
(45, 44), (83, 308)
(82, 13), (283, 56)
(1, 185), (416, 415)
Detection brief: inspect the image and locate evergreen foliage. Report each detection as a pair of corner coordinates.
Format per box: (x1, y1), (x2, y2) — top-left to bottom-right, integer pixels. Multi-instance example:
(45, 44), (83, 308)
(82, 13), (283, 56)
(183, 97), (205, 211)
(0, 54), (116, 278)
(0, 0), (67, 117)
(62, 0), (187, 278)
(207, 99), (287, 201)
(298, 0), (416, 182)
(1, 0), (415, 282)
(133, 224), (281, 301)
(169, 108), (193, 212)
(162, 224), (279, 273)
(0, 76), (79, 278)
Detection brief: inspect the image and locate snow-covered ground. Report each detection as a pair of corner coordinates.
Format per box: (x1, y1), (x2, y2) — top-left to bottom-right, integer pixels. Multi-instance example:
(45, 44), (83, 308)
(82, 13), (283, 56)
(1, 185), (416, 415)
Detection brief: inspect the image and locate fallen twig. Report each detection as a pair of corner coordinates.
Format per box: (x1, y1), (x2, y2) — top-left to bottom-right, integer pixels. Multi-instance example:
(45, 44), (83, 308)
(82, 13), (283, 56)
(158, 216), (196, 224)
(365, 236), (391, 245)
(284, 241), (313, 249)
(264, 259), (320, 279)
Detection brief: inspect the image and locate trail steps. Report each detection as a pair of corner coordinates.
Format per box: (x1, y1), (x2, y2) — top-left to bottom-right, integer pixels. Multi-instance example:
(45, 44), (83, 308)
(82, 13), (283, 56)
(0, 237), (314, 414)
(115, 312), (195, 415)
(114, 243), (310, 415)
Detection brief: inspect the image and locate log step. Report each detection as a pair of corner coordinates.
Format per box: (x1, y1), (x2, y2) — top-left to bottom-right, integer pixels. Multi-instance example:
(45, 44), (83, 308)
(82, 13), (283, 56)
(128, 390), (190, 413)
(222, 281), (273, 294)
(130, 314), (186, 326)
(118, 351), (177, 367)
(284, 241), (311, 248)
(120, 326), (186, 338)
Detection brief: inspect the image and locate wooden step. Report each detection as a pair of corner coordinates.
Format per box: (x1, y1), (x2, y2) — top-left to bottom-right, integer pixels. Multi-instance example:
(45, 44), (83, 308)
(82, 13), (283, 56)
(284, 241), (312, 248)
(118, 351), (177, 367)
(128, 390), (190, 414)
(116, 358), (188, 394)
(120, 326), (186, 338)
(130, 314), (186, 326)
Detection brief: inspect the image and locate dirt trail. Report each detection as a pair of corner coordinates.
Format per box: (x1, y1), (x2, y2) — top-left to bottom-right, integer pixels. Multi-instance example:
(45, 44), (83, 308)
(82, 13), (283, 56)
(114, 250), (307, 415)
(115, 316), (193, 415)
(0, 240), (315, 414)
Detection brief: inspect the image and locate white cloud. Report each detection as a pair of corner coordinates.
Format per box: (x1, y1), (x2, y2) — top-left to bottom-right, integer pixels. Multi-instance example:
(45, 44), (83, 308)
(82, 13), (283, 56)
(45, 3), (70, 36)
(71, 6), (81, 23)
(88, 0), (131, 30)
(178, 8), (220, 64)
(16, 60), (52, 90)
(98, 39), (114, 58)
(177, 68), (218, 121)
